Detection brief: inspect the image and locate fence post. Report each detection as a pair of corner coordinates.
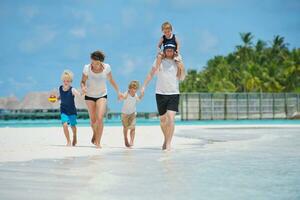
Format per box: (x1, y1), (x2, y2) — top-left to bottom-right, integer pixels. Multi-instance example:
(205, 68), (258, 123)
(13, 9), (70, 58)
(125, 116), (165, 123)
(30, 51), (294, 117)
(272, 93), (275, 119)
(186, 93), (189, 121)
(247, 93), (249, 119)
(297, 93), (299, 112)
(284, 93), (288, 119)
(198, 93), (202, 120)
(224, 93), (227, 120)
(211, 93), (213, 120)
(259, 92), (262, 119)
(236, 93), (239, 120)
(180, 93), (184, 121)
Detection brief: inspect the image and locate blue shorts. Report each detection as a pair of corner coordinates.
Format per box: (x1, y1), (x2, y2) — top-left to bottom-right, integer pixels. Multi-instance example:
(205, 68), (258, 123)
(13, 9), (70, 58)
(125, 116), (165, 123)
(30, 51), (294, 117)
(61, 113), (77, 127)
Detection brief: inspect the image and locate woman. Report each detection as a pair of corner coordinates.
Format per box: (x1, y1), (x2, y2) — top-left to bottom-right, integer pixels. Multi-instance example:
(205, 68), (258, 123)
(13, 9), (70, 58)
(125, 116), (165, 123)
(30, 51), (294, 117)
(81, 50), (122, 148)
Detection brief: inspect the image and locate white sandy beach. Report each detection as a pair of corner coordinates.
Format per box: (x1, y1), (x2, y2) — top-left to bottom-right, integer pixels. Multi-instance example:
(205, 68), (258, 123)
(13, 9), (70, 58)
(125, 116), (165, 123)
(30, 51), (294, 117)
(1, 124), (300, 200)
(0, 126), (201, 163)
(1, 124), (300, 163)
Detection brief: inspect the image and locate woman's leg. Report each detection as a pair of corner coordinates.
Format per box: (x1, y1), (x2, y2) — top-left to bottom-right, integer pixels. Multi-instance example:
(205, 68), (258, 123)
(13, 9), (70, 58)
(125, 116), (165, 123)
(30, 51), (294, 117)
(85, 100), (97, 145)
(95, 98), (107, 148)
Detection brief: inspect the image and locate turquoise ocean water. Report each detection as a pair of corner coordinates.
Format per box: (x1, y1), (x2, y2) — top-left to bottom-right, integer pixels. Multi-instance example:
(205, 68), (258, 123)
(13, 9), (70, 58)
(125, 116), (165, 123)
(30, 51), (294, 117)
(0, 118), (300, 127)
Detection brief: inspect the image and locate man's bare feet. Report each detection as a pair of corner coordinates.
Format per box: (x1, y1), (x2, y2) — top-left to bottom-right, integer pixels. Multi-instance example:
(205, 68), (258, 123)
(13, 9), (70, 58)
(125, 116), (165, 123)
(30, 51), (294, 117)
(72, 136), (77, 146)
(162, 141), (166, 150)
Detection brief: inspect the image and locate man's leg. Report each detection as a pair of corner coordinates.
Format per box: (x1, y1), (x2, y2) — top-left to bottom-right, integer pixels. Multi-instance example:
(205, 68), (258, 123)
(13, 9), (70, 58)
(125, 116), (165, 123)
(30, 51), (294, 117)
(165, 110), (176, 151)
(159, 114), (168, 150)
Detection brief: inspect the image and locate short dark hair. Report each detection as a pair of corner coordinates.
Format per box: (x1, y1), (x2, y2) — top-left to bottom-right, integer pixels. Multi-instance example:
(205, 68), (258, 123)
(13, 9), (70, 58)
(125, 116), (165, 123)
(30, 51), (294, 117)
(91, 50), (105, 62)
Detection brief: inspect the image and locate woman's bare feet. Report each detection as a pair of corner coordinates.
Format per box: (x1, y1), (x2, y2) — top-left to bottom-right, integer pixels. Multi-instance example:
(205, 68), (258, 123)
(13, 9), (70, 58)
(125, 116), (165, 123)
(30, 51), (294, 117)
(95, 142), (102, 149)
(91, 136), (96, 145)
(66, 141), (71, 146)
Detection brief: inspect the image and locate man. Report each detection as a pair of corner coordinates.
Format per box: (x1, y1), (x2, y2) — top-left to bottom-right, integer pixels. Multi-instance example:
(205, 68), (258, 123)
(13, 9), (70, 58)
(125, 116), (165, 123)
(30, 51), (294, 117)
(141, 43), (185, 151)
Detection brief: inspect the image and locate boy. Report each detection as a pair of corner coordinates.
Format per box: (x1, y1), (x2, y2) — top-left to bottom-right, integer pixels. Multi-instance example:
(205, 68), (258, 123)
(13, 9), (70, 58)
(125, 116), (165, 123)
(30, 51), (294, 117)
(120, 81), (144, 148)
(155, 21), (182, 71)
(49, 70), (82, 146)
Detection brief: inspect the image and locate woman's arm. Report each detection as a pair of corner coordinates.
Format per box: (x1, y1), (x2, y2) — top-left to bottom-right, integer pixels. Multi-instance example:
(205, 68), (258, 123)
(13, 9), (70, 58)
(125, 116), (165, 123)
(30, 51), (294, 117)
(107, 72), (122, 100)
(72, 88), (83, 97)
(80, 74), (88, 95)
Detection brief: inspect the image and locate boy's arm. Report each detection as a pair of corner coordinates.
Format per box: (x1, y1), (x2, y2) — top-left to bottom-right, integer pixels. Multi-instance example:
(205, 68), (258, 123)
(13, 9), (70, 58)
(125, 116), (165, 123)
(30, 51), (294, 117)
(55, 87), (60, 100)
(157, 37), (164, 50)
(175, 36), (180, 54)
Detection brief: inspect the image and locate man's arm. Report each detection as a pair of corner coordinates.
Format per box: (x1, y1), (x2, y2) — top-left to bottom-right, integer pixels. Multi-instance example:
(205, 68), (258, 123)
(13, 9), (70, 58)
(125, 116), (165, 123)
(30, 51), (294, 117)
(176, 61), (186, 81)
(141, 67), (157, 95)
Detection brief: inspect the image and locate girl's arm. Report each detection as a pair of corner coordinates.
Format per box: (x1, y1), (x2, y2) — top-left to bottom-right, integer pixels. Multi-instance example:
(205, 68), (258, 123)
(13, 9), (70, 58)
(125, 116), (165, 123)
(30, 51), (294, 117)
(107, 72), (122, 100)
(137, 92), (144, 101)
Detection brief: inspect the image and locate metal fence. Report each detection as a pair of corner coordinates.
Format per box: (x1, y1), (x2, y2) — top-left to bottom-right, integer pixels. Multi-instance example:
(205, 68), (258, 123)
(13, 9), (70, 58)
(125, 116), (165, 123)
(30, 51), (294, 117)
(180, 93), (300, 120)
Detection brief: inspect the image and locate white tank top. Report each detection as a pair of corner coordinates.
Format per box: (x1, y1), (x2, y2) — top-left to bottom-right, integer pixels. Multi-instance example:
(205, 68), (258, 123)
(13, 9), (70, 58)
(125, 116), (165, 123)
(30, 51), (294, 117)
(122, 92), (139, 114)
(153, 59), (179, 95)
(83, 63), (111, 98)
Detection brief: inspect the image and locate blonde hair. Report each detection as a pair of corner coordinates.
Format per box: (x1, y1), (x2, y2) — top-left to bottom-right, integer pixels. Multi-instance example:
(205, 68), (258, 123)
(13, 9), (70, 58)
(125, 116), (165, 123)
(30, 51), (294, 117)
(61, 70), (74, 82)
(128, 80), (139, 89)
(161, 21), (173, 31)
